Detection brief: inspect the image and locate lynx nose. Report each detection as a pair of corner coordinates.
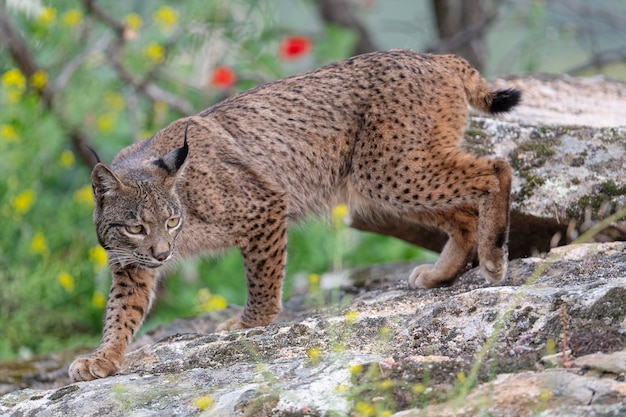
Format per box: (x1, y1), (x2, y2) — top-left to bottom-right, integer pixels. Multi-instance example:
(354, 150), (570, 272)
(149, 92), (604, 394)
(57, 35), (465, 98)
(153, 250), (171, 262)
(152, 243), (171, 262)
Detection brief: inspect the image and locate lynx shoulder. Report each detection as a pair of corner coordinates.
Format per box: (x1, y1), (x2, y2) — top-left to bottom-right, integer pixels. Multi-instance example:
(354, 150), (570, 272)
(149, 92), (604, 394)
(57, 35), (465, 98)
(69, 49), (520, 381)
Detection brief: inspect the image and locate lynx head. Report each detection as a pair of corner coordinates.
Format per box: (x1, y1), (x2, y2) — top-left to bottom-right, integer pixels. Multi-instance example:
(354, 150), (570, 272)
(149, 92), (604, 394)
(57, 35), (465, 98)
(91, 126), (189, 269)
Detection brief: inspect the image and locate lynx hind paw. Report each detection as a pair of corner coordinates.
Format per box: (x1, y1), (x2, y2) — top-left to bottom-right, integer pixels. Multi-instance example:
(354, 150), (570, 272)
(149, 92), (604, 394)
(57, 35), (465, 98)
(69, 356), (119, 382)
(408, 264), (435, 289)
(480, 253), (508, 284)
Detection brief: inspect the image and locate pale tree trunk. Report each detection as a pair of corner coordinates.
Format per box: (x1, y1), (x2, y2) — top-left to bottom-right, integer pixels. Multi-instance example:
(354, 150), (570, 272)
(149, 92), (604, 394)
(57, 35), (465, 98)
(428, 0), (500, 72)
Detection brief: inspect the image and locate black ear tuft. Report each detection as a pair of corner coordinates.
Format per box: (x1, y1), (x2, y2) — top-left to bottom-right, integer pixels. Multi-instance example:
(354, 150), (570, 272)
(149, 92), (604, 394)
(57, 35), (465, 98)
(87, 145), (102, 163)
(153, 121), (189, 176)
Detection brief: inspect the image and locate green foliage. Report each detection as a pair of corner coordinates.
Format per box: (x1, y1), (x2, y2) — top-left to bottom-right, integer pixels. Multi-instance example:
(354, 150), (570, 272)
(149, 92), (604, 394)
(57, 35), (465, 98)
(0, 1), (432, 359)
(0, 92), (105, 357)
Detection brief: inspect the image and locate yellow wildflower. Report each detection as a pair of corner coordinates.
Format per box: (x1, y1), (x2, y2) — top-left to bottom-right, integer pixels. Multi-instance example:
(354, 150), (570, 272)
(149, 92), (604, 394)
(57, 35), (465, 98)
(30, 232), (48, 256)
(143, 42), (165, 64)
(59, 150), (75, 168)
(194, 395), (214, 410)
(354, 401), (375, 417)
(152, 6), (178, 33)
(348, 363), (363, 374)
(379, 379), (393, 390)
(196, 288), (227, 312)
(307, 347), (321, 361)
(2, 69), (25, 101)
(74, 184), (94, 206)
(58, 272), (75, 292)
(308, 273), (320, 294)
(124, 13), (143, 31)
(89, 246), (108, 271)
(104, 92), (125, 112)
(331, 204), (349, 227)
(546, 338), (556, 355)
(412, 383), (425, 393)
(2, 69), (26, 91)
(61, 9), (82, 27)
(456, 371), (466, 383)
(379, 326), (390, 337)
(92, 291), (107, 309)
(202, 295), (227, 312)
(37, 6), (56, 26)
(380, 411), (392, 417)
(308, 273), (320, 285)
(0, 124), (18, 143)
(344, 310), (358, 323)
(96, 112), (116, 133)
(30, 70), (48, 90)
(12, 189), (35, 215)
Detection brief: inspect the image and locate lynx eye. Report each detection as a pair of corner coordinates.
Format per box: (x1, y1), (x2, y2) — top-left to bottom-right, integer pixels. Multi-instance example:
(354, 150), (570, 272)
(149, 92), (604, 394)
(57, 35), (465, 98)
(125, 224), (144, 235)
(166, 217), (180, 229)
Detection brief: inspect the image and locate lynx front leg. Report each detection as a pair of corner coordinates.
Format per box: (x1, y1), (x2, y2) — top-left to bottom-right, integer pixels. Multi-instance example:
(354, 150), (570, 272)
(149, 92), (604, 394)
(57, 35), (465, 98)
(219, 199), (288, 330)
(69, 266), (158, 381)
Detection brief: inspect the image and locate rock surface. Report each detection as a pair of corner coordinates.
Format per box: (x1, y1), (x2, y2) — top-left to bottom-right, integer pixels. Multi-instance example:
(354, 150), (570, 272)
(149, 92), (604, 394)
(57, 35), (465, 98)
(1, 241), (625, 416)
(2, 75), (626, 416)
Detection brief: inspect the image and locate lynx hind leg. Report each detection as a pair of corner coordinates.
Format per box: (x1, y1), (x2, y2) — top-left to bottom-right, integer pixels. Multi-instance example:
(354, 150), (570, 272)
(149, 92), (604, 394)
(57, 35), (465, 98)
(349, 135), (510, 287)
(408, 208), (478, 288)
(476, 160), (512, 284)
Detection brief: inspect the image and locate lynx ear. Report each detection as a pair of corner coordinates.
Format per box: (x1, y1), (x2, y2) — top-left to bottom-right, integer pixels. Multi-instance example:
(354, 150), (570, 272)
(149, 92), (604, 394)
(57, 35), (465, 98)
(153, 122), (189, 177)
(91, 163), (124, 199)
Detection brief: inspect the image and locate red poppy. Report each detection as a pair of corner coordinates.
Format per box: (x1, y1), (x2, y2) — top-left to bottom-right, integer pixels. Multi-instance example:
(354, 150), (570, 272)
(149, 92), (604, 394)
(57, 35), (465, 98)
(210, 66), (236, 89)
(279, 35), (312, 60)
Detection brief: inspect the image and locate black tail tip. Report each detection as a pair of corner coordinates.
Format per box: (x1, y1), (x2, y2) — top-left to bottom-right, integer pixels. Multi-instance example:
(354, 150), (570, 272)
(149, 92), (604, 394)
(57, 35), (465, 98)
(490, 88), (521, 114)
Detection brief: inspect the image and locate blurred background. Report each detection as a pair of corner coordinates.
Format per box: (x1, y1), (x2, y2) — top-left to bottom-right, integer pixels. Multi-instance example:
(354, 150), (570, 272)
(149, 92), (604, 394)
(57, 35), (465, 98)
(0, 0), (624, 360)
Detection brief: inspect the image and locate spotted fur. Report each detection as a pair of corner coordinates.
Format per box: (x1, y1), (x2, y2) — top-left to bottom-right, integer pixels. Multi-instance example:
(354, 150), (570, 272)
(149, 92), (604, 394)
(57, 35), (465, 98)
(69, 49), (520, 381)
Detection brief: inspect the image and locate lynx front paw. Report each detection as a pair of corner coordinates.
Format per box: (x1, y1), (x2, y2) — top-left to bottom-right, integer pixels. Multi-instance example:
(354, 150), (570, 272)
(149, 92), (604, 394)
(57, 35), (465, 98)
(408, 264), (434, 288)
(408, 264), (459, 289)
(216, 316), (249, 332)
(69, 355), (120, 382)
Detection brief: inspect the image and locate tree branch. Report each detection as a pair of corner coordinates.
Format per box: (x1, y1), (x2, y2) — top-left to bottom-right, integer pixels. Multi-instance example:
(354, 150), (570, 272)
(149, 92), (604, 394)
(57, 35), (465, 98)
(0, 2), (38, 76)
(56, 32), (114, 91)
(82, 0), (125, 35)
(314, 0), (377, 55)
(107, 37), (194, 115)
(426, 8), (498, 55)
(83, 0), (194, 116)
(0, 2), (99, 167)
(567, 45), (626, 75)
